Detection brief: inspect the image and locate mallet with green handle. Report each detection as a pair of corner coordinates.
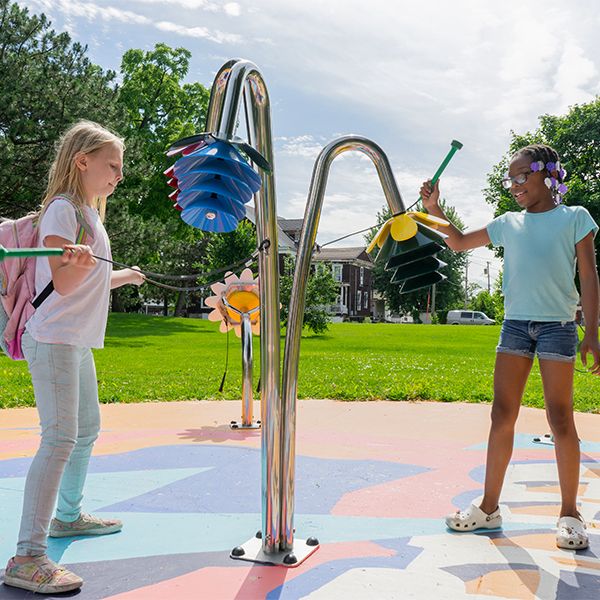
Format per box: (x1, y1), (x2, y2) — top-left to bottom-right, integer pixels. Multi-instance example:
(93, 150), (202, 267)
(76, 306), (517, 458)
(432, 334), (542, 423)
(0, 246), (64, 261)
(413, 139), (463, 209)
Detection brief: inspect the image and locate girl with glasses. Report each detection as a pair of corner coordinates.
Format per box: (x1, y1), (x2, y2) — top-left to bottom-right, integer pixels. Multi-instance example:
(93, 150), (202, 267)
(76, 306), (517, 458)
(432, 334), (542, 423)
(420, 143), (599, 550)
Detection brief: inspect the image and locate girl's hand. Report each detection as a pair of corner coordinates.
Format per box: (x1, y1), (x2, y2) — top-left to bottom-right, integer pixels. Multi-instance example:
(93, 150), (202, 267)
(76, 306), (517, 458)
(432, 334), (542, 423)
(579, 335), (600, 375)
(128, 267), (146, 286)
(61, 244), (96, 270)
(420, 179), (440, 212)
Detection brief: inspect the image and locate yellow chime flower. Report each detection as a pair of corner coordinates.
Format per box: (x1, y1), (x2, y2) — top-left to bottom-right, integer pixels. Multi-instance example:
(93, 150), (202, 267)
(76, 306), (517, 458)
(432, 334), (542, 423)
(366, 211), (449, 254)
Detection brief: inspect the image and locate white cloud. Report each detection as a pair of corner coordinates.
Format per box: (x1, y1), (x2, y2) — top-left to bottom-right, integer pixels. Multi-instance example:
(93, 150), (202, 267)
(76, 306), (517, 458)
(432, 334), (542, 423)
(21, 0), (241, 43)
(223, 2), (241, 16)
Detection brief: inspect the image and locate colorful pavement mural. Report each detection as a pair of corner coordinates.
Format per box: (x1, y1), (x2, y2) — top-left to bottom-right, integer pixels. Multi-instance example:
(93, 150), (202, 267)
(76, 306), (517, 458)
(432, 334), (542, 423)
(0, 400), (599, 599)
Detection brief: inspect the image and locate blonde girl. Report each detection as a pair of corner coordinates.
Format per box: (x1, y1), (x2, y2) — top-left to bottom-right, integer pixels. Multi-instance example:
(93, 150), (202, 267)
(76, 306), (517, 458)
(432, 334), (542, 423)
(4, 121), (145, 594)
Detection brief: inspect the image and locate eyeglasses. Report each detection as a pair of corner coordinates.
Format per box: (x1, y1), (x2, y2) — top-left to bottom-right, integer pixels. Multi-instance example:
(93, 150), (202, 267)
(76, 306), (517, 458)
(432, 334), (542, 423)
(501, 171), (533, 189)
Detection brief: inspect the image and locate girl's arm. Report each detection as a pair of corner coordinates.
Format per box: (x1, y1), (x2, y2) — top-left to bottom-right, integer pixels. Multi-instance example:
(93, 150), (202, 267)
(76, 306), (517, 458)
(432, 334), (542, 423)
(576, 231), (600, 374)
(420, 180), (491, 251)
(110, 267), (146, 290)
(44, 235), (96, 296)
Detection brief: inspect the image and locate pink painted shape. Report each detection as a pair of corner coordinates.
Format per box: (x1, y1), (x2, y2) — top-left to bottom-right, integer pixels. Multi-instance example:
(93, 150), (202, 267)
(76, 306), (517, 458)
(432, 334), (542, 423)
(331, 444), (565, 518)
(102, 541), (394, 600)
(332, 443), (485, 518)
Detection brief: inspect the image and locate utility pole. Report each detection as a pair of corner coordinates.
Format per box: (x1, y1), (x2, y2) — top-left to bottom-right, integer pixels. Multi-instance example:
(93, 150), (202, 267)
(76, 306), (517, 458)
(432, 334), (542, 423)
(464, 261), (468, 308)
(485, 262), (491, 293)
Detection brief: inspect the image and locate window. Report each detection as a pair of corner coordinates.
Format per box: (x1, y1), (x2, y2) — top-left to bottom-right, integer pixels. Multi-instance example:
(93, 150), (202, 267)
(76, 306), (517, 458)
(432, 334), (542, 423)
(461, 312), (472, 319)
(360, 267), (364, 286)
(332, 263), (343, 282)
(363, 291), (369, 309)
(341, 286), (348, 307)
(356, 291), (361, 311)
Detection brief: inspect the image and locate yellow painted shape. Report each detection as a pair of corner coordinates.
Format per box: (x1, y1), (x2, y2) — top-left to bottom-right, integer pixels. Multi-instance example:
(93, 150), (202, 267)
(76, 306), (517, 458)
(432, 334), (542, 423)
(510, 504), (561, 516)
(584, 467), (600, 478)
(465, 570), (540, 599)
(226, 290), (259, 315)
(492, 533), (556, 551)
(553, 556), (600, 571)
(390, 214), (418, 241)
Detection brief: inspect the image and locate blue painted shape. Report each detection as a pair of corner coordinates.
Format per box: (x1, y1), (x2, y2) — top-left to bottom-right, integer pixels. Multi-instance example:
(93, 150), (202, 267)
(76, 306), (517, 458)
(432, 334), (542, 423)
(450, 488), (482, 510)
(91, 445), (428, 515)
(555, 570), (600, 599)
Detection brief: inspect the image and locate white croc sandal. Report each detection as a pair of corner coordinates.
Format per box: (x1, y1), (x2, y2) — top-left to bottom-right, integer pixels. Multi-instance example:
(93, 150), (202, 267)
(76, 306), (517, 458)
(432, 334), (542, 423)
(446, 504), (502, 532)
(556, 516), (588, 550)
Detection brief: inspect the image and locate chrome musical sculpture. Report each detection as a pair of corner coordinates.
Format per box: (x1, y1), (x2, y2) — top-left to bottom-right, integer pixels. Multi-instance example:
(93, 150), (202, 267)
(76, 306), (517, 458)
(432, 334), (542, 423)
(200, 59), (409, 567)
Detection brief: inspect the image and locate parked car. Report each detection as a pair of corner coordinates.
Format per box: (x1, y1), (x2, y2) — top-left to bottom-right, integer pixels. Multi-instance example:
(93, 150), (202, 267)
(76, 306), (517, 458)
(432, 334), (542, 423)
(447, 310), (495, 325)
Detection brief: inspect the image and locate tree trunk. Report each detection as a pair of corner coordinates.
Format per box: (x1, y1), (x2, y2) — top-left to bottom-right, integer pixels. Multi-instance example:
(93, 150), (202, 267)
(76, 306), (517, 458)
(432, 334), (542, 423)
(174, 290), (187, 317)
(111, 289), (126, 312)
(163, 294), (169, 316)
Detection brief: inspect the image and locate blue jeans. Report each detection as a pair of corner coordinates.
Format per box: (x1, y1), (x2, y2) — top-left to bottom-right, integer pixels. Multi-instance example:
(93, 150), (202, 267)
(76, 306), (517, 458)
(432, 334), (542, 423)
(16, 332), (100, 556)
(497, 319), (578, 363)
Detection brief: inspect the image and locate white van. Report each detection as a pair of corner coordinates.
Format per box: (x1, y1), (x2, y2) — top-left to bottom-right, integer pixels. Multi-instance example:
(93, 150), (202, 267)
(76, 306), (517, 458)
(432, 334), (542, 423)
(447, 310), (495, 325)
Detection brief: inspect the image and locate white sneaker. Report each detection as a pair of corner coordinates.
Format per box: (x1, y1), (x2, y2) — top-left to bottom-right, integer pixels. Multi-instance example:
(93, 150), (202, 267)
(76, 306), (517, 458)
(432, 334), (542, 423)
(556, 515), (588, 550)
(446, 504), (502, 532)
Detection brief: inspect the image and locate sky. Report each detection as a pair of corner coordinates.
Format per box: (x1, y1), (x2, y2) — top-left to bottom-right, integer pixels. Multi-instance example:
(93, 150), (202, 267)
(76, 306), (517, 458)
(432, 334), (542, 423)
(16, 0), (600, 289)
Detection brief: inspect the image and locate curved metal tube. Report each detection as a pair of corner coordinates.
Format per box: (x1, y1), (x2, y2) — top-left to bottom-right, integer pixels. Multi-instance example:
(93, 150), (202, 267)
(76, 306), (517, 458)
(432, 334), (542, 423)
(280, 136), (406, 550)
(240, 313), (254, 426)
(206, 59), (282, 553)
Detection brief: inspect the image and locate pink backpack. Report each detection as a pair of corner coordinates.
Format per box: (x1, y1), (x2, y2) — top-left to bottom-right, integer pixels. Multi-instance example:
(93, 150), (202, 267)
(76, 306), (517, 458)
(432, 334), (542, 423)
(0, 196), (93, 360)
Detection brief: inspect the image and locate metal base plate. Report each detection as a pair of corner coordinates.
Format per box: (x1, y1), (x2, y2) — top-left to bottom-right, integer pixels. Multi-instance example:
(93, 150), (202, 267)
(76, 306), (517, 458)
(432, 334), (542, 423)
(230, 420), (261, 430)
(230, 535), (319, 567)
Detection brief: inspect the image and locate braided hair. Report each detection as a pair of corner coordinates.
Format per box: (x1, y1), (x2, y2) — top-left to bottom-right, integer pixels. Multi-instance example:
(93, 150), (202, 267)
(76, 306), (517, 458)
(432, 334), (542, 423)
(512, 144), (568, 203)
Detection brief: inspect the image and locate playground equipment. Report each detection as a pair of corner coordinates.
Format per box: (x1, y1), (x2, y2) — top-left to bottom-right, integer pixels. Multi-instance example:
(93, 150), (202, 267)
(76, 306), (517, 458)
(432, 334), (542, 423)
(366, 140), (462, 292)
(165, 58), (462, 567)
(205, 268), (261, 429)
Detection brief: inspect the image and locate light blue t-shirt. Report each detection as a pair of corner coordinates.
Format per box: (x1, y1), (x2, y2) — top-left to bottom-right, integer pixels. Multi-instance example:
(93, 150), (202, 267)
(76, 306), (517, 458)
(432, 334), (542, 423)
(486, 205), (598, 322)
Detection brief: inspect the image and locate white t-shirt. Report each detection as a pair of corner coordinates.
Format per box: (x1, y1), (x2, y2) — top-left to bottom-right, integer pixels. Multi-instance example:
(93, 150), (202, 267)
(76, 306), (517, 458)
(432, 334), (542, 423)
(26, 198), (112, 348)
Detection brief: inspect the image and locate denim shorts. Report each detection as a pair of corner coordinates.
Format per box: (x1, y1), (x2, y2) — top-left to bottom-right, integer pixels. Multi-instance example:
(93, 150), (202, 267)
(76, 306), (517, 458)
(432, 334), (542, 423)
(497, 319), (578, 363)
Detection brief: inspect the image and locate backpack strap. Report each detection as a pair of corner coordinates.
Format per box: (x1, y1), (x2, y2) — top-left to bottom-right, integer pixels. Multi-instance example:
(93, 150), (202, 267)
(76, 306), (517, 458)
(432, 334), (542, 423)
(32, 195), (96, 308)
(32, 281), (54, 309)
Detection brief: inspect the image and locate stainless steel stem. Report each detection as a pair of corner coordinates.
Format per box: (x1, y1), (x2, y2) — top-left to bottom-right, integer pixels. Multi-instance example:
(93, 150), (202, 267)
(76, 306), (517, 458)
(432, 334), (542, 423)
(205, 59), (282, 553)
(279, 136), (406, 551)
(240, 313), (253, 426)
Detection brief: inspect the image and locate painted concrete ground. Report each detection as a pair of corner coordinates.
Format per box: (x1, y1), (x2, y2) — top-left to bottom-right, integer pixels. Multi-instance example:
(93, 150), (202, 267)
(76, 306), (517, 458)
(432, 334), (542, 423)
(0, 400), (599, 599)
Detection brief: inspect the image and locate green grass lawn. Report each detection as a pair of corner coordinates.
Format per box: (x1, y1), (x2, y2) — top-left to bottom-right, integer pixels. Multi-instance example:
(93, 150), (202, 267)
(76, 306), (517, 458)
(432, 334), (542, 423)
(1, 313), (598, 412)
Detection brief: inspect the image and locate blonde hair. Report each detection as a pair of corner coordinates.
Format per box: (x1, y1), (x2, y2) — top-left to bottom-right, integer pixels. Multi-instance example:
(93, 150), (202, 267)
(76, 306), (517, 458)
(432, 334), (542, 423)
(42, 120), (124, 222)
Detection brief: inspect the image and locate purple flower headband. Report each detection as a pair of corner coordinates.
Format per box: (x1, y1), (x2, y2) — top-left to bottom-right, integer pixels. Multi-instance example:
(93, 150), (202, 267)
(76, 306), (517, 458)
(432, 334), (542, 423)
(530, 160), (568, 202)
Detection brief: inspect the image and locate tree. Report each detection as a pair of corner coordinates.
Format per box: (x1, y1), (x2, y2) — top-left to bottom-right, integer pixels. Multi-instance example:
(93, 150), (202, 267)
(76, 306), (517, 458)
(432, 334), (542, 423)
(106, 43), (213, 313)
(280, 256), (338, 335)
(368, 202), (467, 318)
(484, 97), (600, 258)
(116, 43), (210, 220)
(0, 0), (121, 218)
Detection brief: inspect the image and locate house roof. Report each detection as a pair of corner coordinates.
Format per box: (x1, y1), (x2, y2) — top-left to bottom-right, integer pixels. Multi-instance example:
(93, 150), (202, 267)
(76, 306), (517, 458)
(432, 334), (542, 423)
(278, 218), (304, 233)
(312, 246), (373, 264)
